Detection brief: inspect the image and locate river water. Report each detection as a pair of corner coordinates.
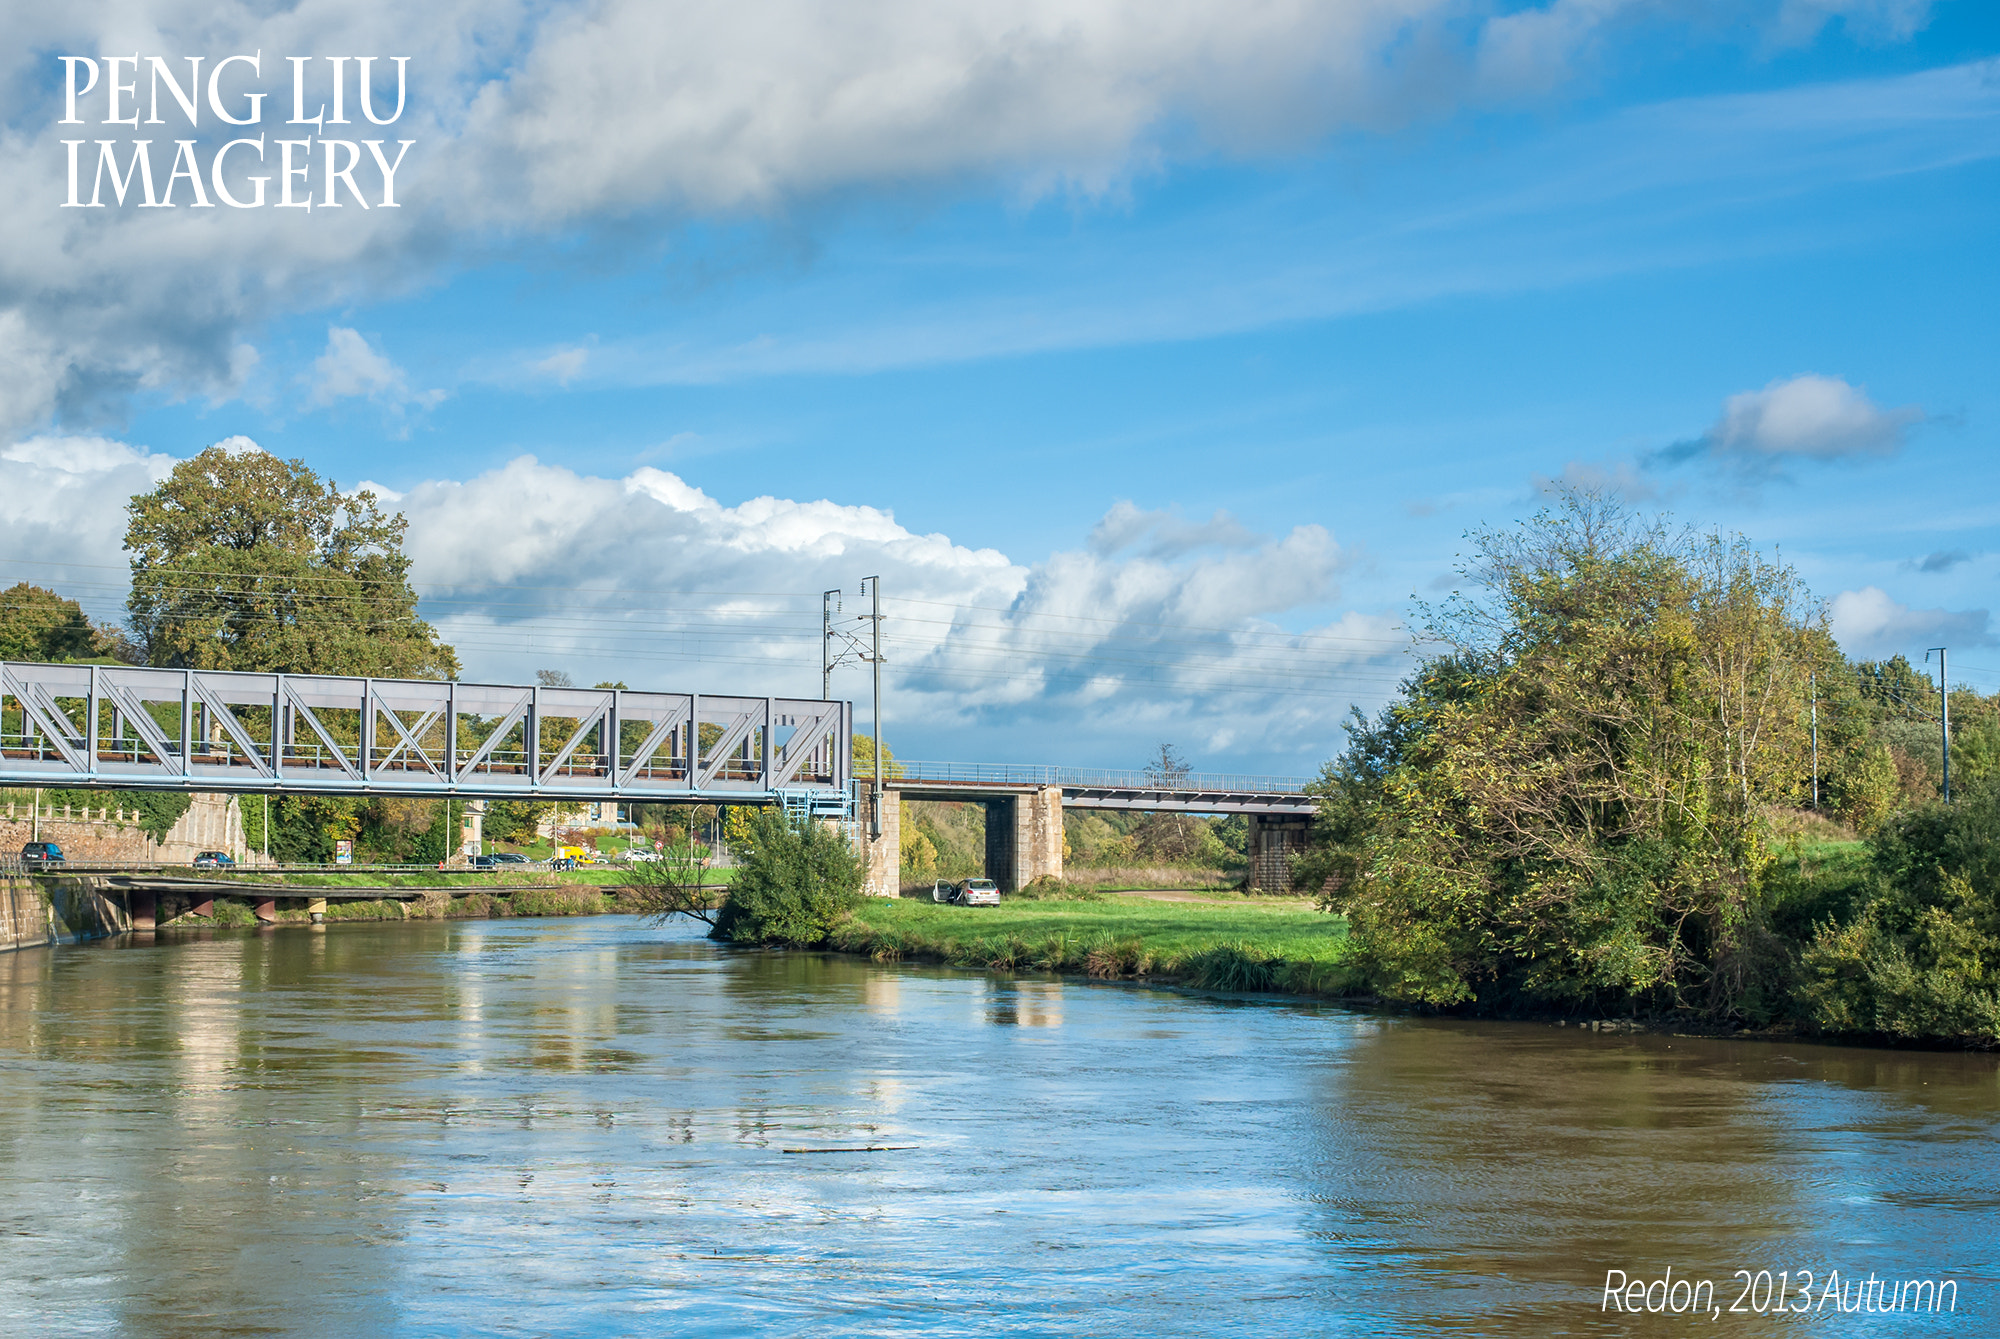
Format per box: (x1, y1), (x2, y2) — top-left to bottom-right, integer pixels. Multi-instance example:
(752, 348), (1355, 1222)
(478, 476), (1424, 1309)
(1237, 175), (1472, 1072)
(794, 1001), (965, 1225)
(0, 916), (1993, 1336)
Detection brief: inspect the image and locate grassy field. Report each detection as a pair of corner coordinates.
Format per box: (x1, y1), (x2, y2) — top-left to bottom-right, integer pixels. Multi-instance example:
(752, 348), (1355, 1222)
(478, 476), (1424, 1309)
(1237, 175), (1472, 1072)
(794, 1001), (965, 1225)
(830, 894), (1359, 996)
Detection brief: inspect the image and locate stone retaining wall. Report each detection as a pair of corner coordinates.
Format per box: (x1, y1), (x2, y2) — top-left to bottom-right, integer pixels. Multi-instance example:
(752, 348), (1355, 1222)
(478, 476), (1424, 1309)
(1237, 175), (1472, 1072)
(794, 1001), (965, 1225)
(1, 793), (258, 865)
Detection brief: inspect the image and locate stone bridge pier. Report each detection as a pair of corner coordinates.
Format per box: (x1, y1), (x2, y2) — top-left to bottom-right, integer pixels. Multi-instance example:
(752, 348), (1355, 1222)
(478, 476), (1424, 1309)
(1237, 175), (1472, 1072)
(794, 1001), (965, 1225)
(859, 784), (1064, 896)
(1245, 813), (1313, 893)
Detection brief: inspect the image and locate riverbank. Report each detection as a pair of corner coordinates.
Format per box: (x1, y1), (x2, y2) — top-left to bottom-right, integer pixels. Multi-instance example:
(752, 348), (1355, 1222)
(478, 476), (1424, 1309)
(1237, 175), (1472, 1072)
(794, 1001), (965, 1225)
(163, 885), (647, 926)
(828, 895), (1361, 996)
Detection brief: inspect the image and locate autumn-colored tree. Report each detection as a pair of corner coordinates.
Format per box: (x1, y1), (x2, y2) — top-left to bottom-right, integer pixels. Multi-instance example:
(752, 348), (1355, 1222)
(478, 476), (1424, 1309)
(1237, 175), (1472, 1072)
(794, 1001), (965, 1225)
(1314, 493), (1831, 1016)
(125, 445), (456, 678)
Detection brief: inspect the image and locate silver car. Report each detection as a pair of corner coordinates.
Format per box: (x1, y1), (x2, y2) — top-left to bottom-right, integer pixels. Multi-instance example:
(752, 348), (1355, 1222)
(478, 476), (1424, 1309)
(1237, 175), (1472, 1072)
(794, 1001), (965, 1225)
(932, 878), (1001, 906)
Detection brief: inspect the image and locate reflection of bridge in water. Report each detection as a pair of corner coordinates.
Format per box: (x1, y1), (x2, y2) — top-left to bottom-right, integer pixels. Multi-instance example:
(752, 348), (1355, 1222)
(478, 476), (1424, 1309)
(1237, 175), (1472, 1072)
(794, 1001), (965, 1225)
(4, 659), (1320, 894)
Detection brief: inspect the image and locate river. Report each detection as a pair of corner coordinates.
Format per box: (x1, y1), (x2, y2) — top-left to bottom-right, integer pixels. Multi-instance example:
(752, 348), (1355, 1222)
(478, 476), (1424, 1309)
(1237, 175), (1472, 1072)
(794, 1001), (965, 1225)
(0, 915), (1993, 1336)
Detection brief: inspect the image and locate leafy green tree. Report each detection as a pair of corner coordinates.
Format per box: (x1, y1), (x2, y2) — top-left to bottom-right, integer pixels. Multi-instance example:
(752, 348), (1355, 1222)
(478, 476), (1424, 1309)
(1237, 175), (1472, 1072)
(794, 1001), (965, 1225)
(1315, 493), (1828, 1016)
(711, 807), (863, 945)
(852, 732), (901, 778)
(1, 583), (100, 661)
(485, 800), (552, 845)
(124, 445), (456, 678)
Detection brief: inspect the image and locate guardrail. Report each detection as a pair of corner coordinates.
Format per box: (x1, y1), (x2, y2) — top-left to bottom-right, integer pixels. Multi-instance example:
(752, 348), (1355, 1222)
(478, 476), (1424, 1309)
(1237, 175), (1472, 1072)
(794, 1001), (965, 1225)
(889, 761), (1315, 794)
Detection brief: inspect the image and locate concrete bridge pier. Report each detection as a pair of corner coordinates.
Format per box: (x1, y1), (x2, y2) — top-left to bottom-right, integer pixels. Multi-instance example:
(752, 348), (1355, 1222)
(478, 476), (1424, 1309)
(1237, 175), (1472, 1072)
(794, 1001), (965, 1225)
(308, 898), (328, 925)
(128, 888), (157, 933)
(1245, 813), (1313, 893)
(254, 898), (279, 925)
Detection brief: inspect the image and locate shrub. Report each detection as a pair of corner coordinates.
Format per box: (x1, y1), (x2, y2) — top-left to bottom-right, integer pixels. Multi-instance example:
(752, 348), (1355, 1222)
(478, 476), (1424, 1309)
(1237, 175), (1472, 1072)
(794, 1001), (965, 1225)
(1013, 875), (1103, 902)
(1185, 943), (1277, 992)
(711, 808), (863, 946)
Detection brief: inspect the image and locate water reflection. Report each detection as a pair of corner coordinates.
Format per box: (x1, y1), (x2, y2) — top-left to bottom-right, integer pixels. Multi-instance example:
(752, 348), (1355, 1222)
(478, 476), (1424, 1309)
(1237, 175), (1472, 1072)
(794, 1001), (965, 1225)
(0, 918), (1993, 1337)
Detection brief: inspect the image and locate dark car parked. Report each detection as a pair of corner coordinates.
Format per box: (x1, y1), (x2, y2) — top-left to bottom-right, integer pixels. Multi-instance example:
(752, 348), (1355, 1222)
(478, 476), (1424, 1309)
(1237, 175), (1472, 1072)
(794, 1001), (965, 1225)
(19, 842), (65, 870)
(192, 851), (236, 869)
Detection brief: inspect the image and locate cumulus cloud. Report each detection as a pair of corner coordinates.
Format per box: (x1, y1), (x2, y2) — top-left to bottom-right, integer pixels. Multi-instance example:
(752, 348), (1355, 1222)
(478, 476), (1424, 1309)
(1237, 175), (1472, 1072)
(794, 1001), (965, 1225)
(1829, 586), (1993, 660)
(1559, 372), (1927, 496)
(307, 327), (445, 414)
(2, 436), (1405, 767)
(0, 435), (178, 612)
(1698, 373), (1921, 461)
(0, 0), (1934, 440)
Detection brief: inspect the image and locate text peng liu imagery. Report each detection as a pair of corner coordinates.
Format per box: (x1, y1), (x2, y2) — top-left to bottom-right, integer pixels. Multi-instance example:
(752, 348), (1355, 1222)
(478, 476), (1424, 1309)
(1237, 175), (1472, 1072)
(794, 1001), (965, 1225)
(57, 55), (413, 210)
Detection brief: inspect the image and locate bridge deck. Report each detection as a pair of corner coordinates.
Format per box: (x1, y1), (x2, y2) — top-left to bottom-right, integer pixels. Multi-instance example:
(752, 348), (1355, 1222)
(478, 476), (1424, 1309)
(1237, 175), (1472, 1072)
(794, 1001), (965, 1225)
(885, 762), (1318, 815)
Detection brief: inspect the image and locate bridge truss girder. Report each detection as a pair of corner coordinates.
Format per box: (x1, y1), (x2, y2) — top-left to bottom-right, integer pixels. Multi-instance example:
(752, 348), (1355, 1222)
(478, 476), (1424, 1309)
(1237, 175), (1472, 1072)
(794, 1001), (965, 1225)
(0, 661), (850, 805)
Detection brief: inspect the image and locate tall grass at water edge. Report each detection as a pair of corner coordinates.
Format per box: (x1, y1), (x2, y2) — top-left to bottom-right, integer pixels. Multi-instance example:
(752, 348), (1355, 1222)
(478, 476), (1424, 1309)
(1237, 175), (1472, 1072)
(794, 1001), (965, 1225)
(831, 896), (1359, 997)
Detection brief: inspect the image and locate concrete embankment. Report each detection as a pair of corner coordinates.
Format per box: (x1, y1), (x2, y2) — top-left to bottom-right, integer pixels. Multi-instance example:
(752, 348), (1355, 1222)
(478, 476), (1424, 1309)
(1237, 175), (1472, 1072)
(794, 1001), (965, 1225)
(0, 874), (643, 950)
(1, 875), (132, 951)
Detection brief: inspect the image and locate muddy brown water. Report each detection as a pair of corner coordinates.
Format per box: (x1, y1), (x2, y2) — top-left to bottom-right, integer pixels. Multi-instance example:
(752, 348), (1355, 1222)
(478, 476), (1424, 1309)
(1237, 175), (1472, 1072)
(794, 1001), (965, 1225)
(0, 915), (1993, 1336)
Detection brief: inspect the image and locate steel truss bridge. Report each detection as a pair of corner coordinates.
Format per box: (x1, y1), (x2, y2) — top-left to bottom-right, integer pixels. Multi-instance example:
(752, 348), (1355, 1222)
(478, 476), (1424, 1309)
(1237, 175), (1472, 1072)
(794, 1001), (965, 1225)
(0, 661), (852, 810)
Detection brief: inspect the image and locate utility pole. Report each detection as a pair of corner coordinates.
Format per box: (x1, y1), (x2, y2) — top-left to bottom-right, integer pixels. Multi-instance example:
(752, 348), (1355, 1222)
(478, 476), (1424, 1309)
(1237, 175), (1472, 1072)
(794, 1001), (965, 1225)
(1810, 672), (1819, 810)
(1926, 647), (1950, 802)
(822, 589), (842, 699)
(867, 575), (883, 839)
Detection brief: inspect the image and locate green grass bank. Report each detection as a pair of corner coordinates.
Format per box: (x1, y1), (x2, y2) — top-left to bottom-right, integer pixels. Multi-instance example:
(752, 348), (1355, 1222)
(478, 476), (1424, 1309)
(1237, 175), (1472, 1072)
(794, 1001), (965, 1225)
(828, 895), (1360, 996)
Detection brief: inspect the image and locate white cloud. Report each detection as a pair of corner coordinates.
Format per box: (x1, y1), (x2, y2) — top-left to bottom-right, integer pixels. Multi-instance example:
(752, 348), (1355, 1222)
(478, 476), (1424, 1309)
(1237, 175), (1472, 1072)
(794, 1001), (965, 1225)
(383, 457), (1408, 765)
(0, 437), (1407, 769)
(1704, 373), (1920, 460)
(0, 434), (178, 613)
(1088, 501), (1262, 558)
(1829, 585), (1992, 660)
(533, 347), (590, 385)
(306, 327), (446, 414)
(0, 1), (1941, 440)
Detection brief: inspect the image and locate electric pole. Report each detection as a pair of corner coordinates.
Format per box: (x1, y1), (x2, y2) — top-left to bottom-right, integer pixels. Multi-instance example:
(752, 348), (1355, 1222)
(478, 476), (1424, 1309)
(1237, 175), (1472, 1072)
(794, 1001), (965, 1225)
(822, 589), (842, 699)
(1927, 647), (1950, 802)
(1810, 672), (1819, 810)
(819, 578), (885, 837)
(867, 575), (883, 839)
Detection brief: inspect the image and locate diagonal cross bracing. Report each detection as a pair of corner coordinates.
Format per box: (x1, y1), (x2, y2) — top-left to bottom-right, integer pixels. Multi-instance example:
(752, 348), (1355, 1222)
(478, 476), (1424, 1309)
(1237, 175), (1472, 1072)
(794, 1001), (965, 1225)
(0, 660), (849, 806)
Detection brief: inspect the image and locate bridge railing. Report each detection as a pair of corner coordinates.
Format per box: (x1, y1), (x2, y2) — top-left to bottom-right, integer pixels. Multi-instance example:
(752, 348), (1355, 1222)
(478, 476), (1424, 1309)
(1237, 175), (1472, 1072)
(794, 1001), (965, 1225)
(890, 760), (1315, 795)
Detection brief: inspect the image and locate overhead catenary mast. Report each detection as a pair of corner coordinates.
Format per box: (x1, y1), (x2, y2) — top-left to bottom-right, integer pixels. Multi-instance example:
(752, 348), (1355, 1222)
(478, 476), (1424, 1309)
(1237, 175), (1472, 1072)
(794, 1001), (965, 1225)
(1926, 647), (1950, 803)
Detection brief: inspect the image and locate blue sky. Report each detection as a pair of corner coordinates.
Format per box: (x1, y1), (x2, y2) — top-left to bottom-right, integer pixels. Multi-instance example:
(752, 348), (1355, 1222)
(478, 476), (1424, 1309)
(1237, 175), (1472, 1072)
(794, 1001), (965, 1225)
(2, 0), (1997, 772)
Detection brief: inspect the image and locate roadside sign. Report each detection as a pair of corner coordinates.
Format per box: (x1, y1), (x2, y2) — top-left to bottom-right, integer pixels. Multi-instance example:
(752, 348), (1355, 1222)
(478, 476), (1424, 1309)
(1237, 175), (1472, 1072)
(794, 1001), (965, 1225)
(335, 840), (353, 866)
